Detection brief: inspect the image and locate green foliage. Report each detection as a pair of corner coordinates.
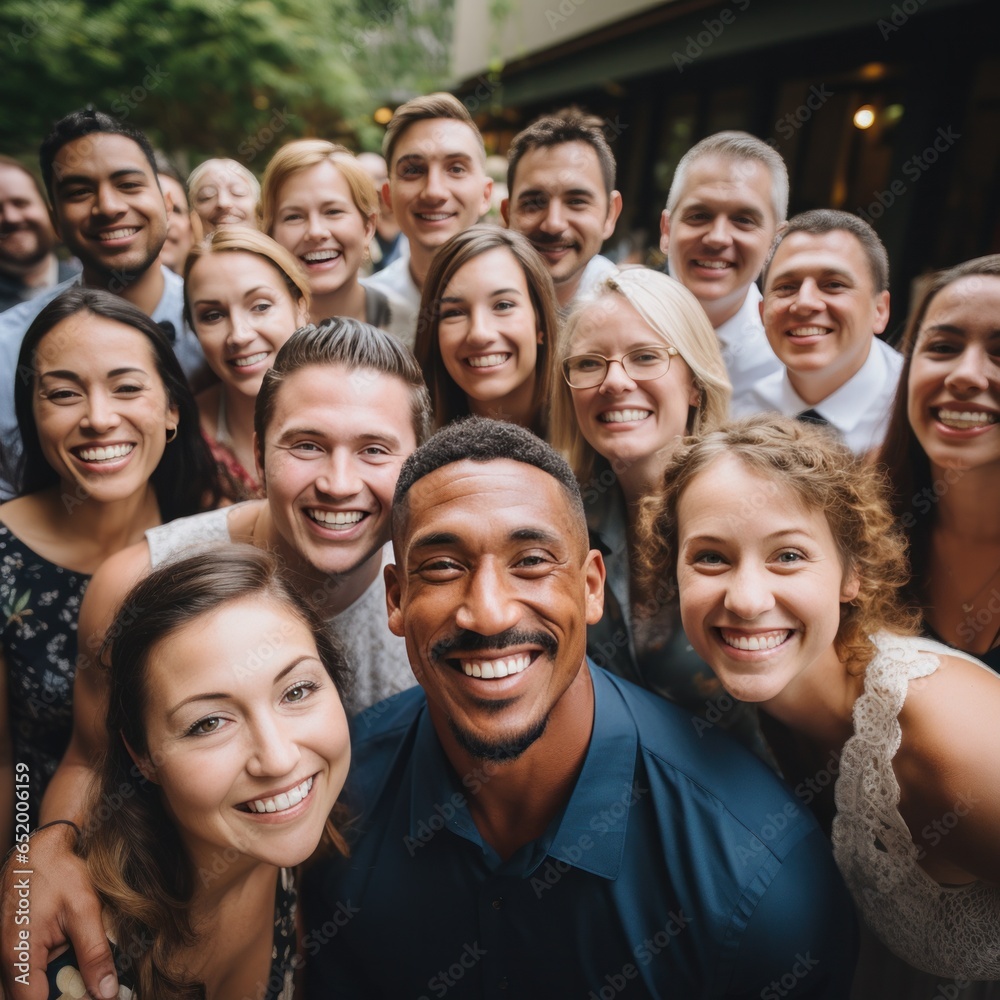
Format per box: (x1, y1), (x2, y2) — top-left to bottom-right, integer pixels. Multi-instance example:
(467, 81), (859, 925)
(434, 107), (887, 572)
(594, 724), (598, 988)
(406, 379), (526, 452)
(0, 0), (454, 165)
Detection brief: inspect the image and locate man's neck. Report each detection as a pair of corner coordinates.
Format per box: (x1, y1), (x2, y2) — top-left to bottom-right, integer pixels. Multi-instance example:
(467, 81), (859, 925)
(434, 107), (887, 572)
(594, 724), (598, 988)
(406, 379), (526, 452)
(408, 249), (431, 291)
(702, 286), (749, 329)
(0, 253), (56, 289)
(434, 663), (595, 861)
(83, 261), (164, 316)
(555, 273), (582, 311)
(787, 340), (873, 407)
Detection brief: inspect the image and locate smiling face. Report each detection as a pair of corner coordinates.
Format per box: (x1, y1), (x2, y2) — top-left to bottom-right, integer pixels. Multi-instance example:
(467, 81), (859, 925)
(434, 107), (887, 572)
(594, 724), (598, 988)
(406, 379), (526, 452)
(504, 141), (621, 306)
(187, 251), (306, 398)
(192, 162), (257, 232)
(0, 162), (57, 275)
(567, 294), (701, 472)
(761, 229), (890, 402)
(138, 596), (349, 872)
(676, 455), (858, 706)
(260, 363), (417, 580)
(50, 133), (167, 285)
(907, 274), (1000, 475)
(270, 160), (375, 302)
(386, 118), (492, 260)
(660, 155), (778, 326)
(386, 459), (604, 763)
(437, 247), (541, 418)
(32, 312), (178, 502)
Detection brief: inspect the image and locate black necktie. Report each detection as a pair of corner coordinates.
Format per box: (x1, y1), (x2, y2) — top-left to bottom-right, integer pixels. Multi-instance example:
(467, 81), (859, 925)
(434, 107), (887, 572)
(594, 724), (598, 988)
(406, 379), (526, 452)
(797, 408), (828, 425)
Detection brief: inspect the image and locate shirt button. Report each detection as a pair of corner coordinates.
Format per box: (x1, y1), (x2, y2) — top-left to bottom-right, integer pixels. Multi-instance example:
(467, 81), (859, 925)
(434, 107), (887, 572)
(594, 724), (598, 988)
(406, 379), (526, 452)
(498, 977), (508, 990)
(492, 897), (503, 910)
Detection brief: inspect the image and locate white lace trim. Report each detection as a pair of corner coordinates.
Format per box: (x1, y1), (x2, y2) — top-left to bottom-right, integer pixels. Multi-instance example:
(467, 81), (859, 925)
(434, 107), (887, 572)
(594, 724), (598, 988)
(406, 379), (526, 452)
(831, 632), (1000, 978)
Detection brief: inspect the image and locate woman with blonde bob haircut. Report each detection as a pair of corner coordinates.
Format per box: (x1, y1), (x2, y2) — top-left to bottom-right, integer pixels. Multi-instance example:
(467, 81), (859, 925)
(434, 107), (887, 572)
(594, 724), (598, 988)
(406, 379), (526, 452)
(260, 140), (390, 329)
(416, 225), (557, 436)
(640, 414), (1000, 982)
(548, 268), (760, 750)
(183, 226), (311, 500)
(187, 157), (260, 232)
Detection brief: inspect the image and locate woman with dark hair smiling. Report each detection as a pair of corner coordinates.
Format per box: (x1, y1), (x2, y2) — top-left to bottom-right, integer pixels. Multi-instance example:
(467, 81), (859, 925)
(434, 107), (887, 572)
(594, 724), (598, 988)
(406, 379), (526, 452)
(0, 287), (218, 848)
(876, 254), (1000, 669)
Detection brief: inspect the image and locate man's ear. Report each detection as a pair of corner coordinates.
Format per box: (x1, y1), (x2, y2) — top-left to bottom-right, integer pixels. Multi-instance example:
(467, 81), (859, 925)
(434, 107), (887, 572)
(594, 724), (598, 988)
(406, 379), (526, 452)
(602, 190), (623, 240)
(872, 290), (891, 336)
(381, 180), (393, 213)
(385, 561), (405, 638)
(658, 209), (670, 255)
(584, 548), (606, 626)
(253, 431), (265, 485)
(500, 197), (510, 228)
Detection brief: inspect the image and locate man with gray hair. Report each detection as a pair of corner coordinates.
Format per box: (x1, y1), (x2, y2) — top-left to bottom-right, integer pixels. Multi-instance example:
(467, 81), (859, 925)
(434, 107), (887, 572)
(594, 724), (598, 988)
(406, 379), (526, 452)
(660, 131), (787, 405)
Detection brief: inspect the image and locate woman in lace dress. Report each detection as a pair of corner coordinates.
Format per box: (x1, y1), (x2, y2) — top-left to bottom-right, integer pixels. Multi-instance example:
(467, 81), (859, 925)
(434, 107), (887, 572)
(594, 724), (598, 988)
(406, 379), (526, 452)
(640, 415), (1000, 985)
(46, 546), (351, 1000)
(184, 227), (310, 500)
(0, 288), (218, 849)
(877, 254), (1000, 671)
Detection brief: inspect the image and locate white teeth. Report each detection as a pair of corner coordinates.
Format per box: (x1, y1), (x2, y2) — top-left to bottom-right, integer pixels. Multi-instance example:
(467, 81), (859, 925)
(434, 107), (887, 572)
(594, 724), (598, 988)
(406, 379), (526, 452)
(417, 213), (451, 221)
(233, 352), (268, 367)
(938, 409), (998, 429)
(599, 409), (651, 423)
(695, 259), (730, 269)
(467, 354), (510, 368)
(308, 509), (365, 526)
(461, 652), (532, 678)
(98, 228), (139, 241)
(77, 444), (134, 462)
(720, 630), (789, 651)
(245, 776), (313, 814)
(788, 327), (828, 338)
(303, 250), (341, 262)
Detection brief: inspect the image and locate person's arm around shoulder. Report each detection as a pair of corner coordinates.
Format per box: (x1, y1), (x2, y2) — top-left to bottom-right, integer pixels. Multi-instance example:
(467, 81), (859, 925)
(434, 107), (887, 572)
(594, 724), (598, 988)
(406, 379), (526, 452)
(894, 650), (1000, 886)
(0, 543), (151, 1000)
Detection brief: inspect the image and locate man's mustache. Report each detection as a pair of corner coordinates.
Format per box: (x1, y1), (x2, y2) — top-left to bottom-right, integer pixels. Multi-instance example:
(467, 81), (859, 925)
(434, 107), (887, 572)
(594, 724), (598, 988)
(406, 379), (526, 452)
(431, 627), (557, 662)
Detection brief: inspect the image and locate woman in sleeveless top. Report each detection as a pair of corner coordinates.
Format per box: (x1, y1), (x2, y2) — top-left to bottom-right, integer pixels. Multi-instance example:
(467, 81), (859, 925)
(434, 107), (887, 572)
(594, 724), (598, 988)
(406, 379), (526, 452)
(46, 546), (351, 1000)
(877, 254), (1000, 671)
(641, 414), (1000, 982)
(0, 288), (218, 848)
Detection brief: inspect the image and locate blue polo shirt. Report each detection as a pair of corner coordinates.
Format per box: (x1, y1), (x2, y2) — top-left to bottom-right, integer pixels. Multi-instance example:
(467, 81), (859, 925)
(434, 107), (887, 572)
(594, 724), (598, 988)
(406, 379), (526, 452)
(303, 666), (856, 998)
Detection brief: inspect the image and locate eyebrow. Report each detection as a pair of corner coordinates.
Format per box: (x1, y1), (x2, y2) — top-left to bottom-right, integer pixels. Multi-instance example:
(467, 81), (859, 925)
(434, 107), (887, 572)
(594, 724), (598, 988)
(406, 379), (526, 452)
(409, 526), (563, 551)
(55, 167), (148, 189)
(275, 427), (404, 449)
(921, 323), (1000, 337)
(439, 288), (523, 303)
(39, 367), (148, 382)
(166, 657), (318, 719)
(685, 528), (814, 545)
(192, 286), (276, 306)
(396, 151), (474, 166)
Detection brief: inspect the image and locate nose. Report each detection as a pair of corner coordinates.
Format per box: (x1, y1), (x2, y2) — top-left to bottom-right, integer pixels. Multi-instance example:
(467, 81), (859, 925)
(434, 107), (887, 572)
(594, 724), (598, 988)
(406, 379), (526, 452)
(723, 562), (776, 621)
(702, 215), (732, 249)
(246, 713), (301, 779)
(454, 558), (522, 637)
(465, 305), (493, 347)
(306, 209), (328, 240)
(944, 344), (991, 395)
(94, 182), (126, 219)
(422, 164), (448, 203)
(315, 449), (363, 500)
(227, 311), (256, 349)
(790, 278), (823, 314)
(81, 390), (122, 433)
(598, 358), (637, 395)
(540, 200), (566, 235)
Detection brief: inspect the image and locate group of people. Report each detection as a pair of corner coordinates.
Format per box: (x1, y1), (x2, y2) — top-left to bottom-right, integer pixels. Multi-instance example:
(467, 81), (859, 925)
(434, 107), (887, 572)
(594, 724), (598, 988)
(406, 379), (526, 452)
(0, 88), (997, 1000)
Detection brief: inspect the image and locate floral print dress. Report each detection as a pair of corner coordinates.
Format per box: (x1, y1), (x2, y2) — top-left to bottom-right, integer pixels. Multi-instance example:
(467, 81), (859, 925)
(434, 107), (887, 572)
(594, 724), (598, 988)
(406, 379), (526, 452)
(1, 523), (89, 828)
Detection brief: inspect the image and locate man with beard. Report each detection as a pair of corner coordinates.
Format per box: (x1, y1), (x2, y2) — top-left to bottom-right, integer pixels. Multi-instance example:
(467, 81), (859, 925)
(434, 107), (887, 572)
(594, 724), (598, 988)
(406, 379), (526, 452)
(0, 157), (79, 313)
(299, 418), (857, 998)
(0, 109), (206, 497)
(502, 108), (622, 317)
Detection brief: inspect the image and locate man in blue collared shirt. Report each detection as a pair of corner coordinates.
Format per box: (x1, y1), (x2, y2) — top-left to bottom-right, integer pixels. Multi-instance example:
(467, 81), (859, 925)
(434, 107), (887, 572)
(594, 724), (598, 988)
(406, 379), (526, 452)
(303, 417), (857, 998)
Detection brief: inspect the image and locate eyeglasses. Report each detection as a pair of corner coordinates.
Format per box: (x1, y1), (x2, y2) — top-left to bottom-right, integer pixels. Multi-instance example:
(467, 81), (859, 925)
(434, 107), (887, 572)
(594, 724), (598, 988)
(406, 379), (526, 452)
(561, 346), (678, 389)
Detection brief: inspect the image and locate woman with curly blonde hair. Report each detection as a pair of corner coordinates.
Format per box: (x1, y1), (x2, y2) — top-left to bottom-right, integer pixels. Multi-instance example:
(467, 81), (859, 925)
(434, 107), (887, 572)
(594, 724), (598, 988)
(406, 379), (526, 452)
(640, 413), (1000, 982)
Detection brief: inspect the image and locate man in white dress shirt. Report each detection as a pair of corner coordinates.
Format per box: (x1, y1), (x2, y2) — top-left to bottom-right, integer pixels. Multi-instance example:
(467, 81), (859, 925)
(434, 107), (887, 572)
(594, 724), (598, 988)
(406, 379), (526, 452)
(502, 108), (623, 317)
(659, 132), (787, 406)
(363, 93), (493, 347)
(733, 209), (903, 455)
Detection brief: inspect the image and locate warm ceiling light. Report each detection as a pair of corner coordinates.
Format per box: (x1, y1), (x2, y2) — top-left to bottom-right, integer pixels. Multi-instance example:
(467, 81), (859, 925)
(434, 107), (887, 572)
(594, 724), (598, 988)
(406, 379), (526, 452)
(373, 106), (393, 125)
(853, 105), (876, 129)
